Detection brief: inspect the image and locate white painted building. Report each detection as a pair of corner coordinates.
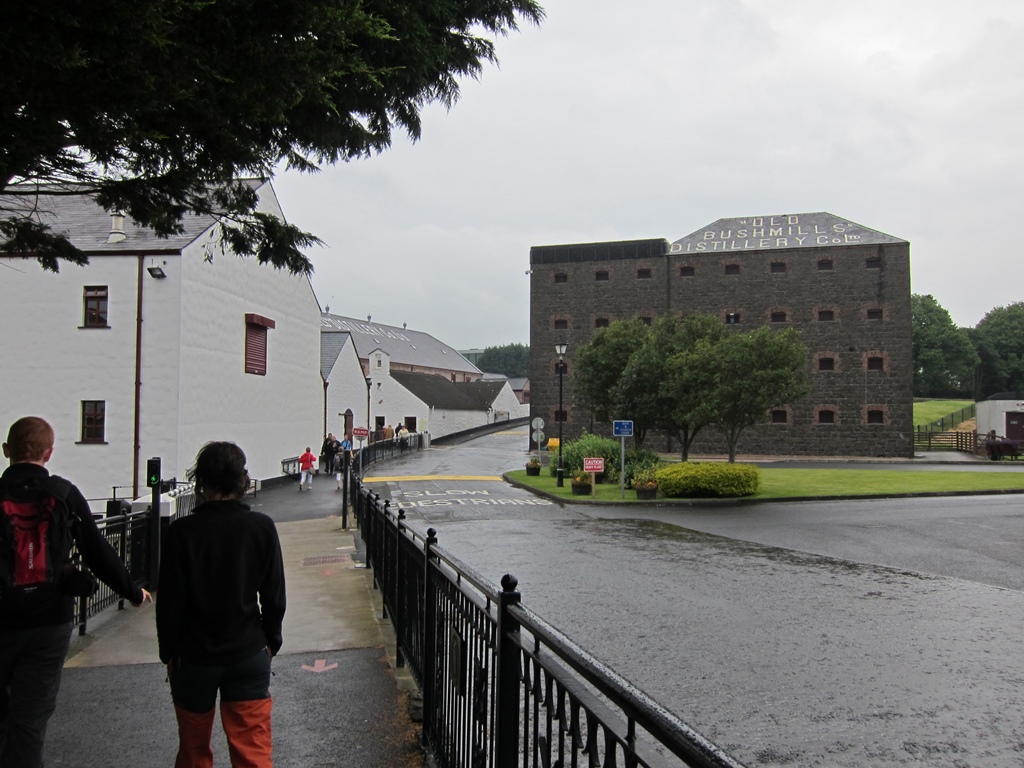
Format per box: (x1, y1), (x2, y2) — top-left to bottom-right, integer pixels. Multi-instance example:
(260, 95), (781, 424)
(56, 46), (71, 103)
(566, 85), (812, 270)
(976, 392), (1024, 441)
(319, 314), (527, 441)
(0, 181), (322, 509)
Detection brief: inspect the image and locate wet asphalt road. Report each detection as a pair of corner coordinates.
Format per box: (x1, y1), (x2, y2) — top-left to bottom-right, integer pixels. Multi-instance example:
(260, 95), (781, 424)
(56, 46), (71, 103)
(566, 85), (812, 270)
(365, 431), (1024, 767)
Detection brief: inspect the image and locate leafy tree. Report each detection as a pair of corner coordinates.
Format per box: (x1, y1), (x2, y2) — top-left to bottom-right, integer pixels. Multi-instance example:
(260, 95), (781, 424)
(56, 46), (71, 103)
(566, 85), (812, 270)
(971, 302), (1024, 397)
(657, 314), (727, 460)
(476, 343), (530, 377)
(694, 327), (810, 463)
(0, 0), (543, 273)
(572, 318), (649, 427)
(911, 294), (979, 397)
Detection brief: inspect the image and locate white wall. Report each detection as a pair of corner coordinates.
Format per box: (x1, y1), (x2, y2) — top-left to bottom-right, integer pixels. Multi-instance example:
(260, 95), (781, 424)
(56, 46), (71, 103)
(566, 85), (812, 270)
(490, 382), (530, 421)
(977, 400), (1024, 438)
(324, 335), (372, 439)
(0, 253), (184, 505)
(176, 189), (322, 482)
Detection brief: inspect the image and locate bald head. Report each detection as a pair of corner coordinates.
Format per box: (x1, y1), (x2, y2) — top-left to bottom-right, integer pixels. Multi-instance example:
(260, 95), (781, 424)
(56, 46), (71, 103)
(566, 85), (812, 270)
(3, 416), (55, 465)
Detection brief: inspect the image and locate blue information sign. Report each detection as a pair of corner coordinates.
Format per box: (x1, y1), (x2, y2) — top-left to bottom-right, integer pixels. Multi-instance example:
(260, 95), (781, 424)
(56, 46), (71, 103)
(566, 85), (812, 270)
(612, 420), (633, 437)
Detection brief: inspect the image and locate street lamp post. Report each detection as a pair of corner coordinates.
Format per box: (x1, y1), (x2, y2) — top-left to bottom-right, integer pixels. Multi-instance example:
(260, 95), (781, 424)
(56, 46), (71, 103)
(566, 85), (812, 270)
(555, 342), (568, 487)
(362, 375), (372, 476)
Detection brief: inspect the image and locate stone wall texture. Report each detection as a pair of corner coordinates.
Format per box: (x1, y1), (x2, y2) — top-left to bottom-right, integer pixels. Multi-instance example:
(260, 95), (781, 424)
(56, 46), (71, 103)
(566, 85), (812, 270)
(529, 230), (913, 458)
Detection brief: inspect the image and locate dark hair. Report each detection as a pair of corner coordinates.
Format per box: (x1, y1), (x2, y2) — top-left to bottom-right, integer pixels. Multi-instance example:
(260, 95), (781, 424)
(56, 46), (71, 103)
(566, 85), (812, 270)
(193, 441), (248, 500)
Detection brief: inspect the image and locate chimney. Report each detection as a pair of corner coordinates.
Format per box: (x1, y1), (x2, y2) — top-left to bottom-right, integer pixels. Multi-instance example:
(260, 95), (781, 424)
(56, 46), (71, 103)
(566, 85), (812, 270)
(107, 212), (126, 244)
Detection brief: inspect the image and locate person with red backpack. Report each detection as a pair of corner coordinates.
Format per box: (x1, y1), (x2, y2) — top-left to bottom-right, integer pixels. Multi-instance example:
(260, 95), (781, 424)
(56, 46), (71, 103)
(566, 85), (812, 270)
(0, 416), (152, 768)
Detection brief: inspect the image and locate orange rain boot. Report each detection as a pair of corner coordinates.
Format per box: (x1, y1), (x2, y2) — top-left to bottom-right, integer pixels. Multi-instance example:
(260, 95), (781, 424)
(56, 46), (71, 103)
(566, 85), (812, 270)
(221, 698), (273, 767)
(174, 705), (216, 768)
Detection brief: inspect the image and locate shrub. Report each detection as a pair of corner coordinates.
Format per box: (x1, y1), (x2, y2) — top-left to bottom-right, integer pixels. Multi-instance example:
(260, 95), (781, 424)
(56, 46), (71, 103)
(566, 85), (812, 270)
(623, 447), (661, 487)
(551, 432), (620, 477)
(657, 463), (760, 498)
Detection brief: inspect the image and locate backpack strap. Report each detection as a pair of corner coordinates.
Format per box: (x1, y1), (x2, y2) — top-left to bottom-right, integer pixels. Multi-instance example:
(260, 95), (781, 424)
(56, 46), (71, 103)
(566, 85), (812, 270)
(44, 475), (73, 505)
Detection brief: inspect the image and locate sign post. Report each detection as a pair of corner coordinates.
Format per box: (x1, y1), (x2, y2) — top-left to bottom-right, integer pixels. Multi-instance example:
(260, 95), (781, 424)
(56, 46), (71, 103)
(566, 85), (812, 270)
(583, 457), (604, 497)
(612, 421), (633, 499)
(352, 426), (369, 476)
(531, 417), (545, 464)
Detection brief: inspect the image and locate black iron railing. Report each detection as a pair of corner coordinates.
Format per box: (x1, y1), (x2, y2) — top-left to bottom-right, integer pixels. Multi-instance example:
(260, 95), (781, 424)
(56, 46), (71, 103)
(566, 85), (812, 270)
(353, 483), (747, 768)
(72, 486), (197, 635)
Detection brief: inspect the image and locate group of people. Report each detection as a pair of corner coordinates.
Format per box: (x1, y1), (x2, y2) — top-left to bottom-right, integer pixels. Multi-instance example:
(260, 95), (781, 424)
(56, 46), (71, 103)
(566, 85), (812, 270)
(0, 417), (286, 768)
(298, 433), (354, 492)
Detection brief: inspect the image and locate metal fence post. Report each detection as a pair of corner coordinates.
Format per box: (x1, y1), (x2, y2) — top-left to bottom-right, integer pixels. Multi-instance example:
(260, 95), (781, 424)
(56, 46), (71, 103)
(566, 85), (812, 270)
(421, 528), (439, 748)
(394, 507), (405, 668)
(494, 573), (522, 768)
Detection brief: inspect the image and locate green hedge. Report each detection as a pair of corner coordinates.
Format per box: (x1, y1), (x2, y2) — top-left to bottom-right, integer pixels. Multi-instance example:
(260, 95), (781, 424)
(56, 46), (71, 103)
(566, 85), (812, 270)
(656, 463), (760, 498)
(551, 432), (620, 477)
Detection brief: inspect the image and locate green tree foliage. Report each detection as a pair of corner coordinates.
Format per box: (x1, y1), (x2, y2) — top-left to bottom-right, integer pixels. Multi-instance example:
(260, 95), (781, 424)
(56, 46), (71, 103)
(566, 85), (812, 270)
(911, 294), (979, 398)
(658, 314), (728, 459)
(476, 343), (530, 377)
(0, 0), (543, 273)
(572, 318), (649, 427)
(696, 327), (810, 462)
(574, 315), (809, 461)
(971, 302), (1024, 397)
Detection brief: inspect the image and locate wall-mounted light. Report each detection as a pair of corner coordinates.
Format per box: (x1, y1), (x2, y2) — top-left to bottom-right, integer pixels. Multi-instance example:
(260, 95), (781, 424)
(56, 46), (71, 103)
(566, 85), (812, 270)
(147, 266), (167, 279)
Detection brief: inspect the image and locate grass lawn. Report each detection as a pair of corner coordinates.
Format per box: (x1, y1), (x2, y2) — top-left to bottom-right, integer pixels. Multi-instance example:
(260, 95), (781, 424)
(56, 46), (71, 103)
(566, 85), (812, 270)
(507, 467), (1024, 502)
(913, 399), (973, 427)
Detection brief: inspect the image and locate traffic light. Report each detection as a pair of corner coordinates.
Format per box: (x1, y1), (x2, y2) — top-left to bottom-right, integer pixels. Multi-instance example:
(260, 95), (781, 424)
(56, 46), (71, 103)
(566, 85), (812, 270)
(146, 457), (161, 488)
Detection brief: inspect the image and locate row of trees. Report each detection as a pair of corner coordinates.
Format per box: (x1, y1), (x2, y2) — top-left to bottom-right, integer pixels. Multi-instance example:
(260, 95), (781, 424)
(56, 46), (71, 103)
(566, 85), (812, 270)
(912, 296), (1024, 398)
(573, 315), (810, 462)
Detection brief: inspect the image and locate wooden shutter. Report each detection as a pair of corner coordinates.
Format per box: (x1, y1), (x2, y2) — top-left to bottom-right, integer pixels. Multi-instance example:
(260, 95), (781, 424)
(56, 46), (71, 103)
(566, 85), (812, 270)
(244, 314), (275, 375)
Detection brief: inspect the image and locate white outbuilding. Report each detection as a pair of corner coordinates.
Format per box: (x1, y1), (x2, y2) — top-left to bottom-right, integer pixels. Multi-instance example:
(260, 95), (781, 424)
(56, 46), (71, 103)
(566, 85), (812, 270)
(0, 181), (322, 510)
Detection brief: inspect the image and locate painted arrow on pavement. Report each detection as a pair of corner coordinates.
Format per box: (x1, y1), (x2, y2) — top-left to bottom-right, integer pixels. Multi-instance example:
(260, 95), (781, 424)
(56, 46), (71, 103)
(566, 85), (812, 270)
(301, 659), (338, 673)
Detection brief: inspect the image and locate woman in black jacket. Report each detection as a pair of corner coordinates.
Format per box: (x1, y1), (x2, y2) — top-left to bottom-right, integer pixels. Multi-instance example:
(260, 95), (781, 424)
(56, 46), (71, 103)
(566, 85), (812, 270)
(156, 442), (286, 767)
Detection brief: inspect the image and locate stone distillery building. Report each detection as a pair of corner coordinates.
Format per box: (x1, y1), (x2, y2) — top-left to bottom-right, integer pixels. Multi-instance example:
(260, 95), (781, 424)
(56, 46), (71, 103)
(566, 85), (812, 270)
(528, 212), (913, 458)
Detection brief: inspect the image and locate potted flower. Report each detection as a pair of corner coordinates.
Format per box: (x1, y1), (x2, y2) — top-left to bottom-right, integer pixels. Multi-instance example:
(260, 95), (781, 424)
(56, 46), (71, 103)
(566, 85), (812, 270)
(525, 457), (542, 476)
(570, 471), (592, 496)
(631, 466), (659, 500)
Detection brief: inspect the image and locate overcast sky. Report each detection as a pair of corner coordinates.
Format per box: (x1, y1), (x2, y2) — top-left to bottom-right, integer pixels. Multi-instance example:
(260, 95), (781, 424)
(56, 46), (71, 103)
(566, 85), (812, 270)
(274, 0), (1024, 350)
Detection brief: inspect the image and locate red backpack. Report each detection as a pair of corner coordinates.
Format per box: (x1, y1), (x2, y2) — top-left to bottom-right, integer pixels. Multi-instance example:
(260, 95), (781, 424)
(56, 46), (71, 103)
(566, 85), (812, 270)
(0, 475), (74, 600)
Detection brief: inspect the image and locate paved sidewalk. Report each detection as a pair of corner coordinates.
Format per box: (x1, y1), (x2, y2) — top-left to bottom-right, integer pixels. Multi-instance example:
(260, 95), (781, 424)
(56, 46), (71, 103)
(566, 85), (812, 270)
(45, 482), (424, 768)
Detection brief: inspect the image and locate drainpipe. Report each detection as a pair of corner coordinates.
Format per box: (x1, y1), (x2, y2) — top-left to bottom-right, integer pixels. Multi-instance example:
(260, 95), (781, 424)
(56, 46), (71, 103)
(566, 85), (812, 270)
(132, 254), (144, 498)
(323, 377), (329, 437)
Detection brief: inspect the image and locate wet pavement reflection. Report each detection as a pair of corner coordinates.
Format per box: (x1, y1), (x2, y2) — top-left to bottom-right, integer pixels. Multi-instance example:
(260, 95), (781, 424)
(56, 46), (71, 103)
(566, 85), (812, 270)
(367, 432), (1024, 767)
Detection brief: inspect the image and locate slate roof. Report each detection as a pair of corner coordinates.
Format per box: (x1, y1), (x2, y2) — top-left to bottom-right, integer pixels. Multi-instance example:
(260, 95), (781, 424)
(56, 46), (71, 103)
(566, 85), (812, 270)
(457, 380), (507, 409)
(670, 212), (906, 254)
(320, 331), (353, 380)
(321, 313), (480, 374)
(391, 371), (484, 411)
(1, 181), (266, 254)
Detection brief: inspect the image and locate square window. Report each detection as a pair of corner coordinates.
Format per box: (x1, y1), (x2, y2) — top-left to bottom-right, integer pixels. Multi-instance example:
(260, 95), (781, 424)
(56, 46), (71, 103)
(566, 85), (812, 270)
(680, 265), (695, 277)
(867, 356), (885, 371)
(866, 308), (884, 321)
(818, 409), (836, 424)
(725, 312), (741, 325)
(867, 409), (885, 424)
(640, 316), (652, 326)
(817, 259), (834, 271)
(770, 262), (787, 273)
(595, 318), (610, 328)
(818, 357), (835, 371)
(554, 409), (567, 423)
(554, 273), (568, 283)
(771, 410), (788, 424)
(83, 286), (109, 328)
(554, 319), (568, 330)
(770, 311), (788, 323)
(81, 401), (105, 442)
(865, 257), (882, 269)
(637, 268), (652, 279)
(818, 309), (835, 322)
(595, 271), (609, 281)
(725, 264), (740, 275)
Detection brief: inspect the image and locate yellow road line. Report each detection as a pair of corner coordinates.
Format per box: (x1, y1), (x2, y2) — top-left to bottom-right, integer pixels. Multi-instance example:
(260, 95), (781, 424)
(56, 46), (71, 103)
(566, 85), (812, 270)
(363, 475), (503, 483)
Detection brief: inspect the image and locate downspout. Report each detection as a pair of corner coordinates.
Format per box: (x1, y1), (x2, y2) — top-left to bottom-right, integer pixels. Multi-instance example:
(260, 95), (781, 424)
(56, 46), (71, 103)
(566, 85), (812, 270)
(323, 377), (329, 437)
(133, 254), (144, 498)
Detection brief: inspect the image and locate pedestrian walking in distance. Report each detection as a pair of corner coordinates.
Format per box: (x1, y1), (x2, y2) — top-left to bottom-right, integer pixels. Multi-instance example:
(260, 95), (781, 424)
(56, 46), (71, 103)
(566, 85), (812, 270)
(298, 446), (316, 491)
